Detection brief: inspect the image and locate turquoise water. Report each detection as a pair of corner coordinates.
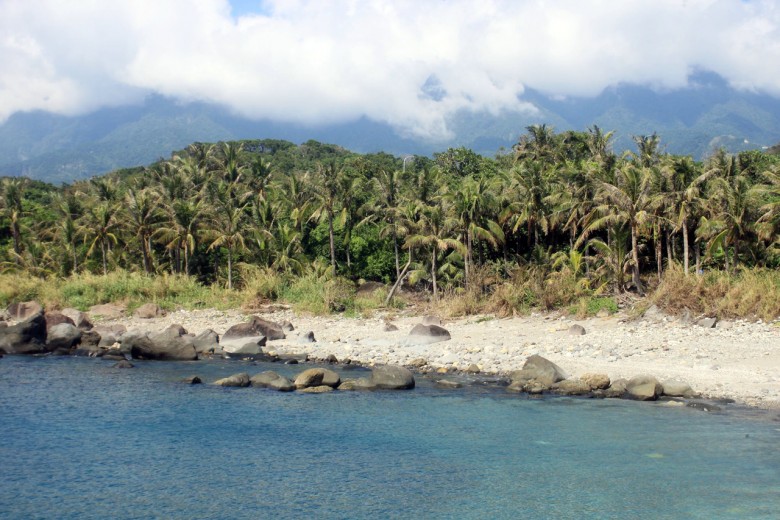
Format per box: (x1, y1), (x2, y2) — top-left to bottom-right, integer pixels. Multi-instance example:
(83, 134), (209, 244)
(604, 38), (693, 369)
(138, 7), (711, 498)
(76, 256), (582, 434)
(1, 356), (779, 519)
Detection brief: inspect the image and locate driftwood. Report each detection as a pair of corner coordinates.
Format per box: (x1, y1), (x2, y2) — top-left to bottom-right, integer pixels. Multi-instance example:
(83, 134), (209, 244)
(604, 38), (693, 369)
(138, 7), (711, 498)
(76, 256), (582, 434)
(385, 259), (412, 306)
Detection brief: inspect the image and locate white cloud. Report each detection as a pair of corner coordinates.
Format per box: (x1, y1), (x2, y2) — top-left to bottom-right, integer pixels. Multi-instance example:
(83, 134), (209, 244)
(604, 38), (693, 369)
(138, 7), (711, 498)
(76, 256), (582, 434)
(1, 0), (779, 138)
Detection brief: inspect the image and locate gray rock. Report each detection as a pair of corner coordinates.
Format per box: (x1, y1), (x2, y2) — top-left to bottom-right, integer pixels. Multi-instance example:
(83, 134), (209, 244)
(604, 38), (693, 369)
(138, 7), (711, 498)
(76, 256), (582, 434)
(214, 373), (251, 387)
(686, 401), (721, 412)
(421, 316), (442, 326)
(268, 377), (295, 392)
(408, 323), (451, 344)
(60, 308), (93, 330)
(88, 303), (126, 320)
(324, 354), (338, 364)
(299, 385), (334, 393)
(626, 375), (663, 401)
(383, 322), (399, 332)
(299, 331), (316, 343)
(465, 364), (481, 374)
(5, 301), (43, 321)
(100, 350), (127, 361)
(369, 365), (415, 390)
(251, 371), (295, 391)
(223, 316), (285, 341)
(220, 336), (266, 355)
(113, 359), (134, 368)
(46, 323), (81, 351)
(44, 311), (76, 330)
(568, 324), (586, 336)
(0, 310), (48, 355)
(281, 320), (295, 332)
(192, 329), (220, 354)
(581, 373), (611, 390)
(133, 303), (166, 319)
(662, 379), (695, 398)
(126, 331), (197, 361)
(436, 379), (463, 389)
(696, 317), (718, 329)
(509, 355), (567, 388)
(294, 368), (340, 389)
(74, 329), (101, 354)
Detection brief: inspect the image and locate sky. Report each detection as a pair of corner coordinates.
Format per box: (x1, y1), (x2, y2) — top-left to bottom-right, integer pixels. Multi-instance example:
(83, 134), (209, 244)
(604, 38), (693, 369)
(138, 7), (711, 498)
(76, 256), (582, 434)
(2, 0), (780, 140)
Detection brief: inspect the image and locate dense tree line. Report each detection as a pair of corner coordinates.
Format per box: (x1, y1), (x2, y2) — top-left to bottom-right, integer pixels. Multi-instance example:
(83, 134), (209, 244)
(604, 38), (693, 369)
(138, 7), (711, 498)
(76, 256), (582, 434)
(2, 127), (780, 299)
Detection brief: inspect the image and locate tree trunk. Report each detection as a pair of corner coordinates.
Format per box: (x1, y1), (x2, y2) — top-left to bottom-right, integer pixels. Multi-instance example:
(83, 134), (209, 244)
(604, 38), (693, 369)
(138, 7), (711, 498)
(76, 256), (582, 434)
(631, 221), (644, 295)
(328, 210), (336, 274)
(655, 223), (662, 281)
(682, 220), (689, 276)
(465, 228), (472, 288)
(385, 256), (412, 306)
(695, 241), (701, 275)
(227, 248), (232, 290)
(431, 248), (438, 300)
(665, 228), (673, 265)
(141, 234), (152, 274)
(101, 240), (107, 276)
(392, 224), (400, 279)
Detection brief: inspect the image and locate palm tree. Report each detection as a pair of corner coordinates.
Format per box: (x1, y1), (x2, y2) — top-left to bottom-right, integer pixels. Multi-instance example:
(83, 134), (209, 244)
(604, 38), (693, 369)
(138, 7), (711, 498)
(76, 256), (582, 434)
(124, 187), (162, 274)
(48, 192), (82, 274)
(373, 168), (404, 278)
(204, 184), (251, 289)
(156, 199), (203, 275)
(663, 156), (710, 275)
(0, 177), (28, 263)
(502, 160), (551, 249)
(309, 161), (343, 274)
(81, 201), (120, 275)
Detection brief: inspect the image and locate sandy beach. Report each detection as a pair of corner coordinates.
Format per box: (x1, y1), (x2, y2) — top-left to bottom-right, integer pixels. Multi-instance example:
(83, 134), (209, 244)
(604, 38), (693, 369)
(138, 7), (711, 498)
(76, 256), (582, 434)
(108, 306), (780, 409)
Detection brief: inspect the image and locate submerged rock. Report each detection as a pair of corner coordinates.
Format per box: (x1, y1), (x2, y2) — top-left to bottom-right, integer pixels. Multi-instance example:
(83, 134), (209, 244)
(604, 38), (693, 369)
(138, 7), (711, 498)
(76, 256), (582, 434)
(214, 373), (251, 387)
(113, 360), (134, 369)
(182, 375), (202, 385)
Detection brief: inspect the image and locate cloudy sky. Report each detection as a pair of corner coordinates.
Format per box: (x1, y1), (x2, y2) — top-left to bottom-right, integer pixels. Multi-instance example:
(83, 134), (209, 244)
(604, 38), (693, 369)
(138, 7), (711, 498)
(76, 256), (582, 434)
(2, 0), (779, 139)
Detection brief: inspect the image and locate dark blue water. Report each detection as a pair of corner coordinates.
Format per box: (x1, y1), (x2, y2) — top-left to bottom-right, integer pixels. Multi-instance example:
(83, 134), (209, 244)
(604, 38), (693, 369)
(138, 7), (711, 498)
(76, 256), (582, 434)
(1, 356), (779, 519)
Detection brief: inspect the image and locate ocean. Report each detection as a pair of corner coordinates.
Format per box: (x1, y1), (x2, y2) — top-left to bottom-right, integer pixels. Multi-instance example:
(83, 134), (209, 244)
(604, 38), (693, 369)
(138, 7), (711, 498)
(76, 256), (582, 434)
(1, 356), (778, 519)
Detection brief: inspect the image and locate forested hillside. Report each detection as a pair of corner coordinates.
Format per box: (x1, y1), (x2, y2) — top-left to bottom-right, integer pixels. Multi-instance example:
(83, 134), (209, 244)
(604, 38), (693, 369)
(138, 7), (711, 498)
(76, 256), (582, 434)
(3, 126), (780, 317)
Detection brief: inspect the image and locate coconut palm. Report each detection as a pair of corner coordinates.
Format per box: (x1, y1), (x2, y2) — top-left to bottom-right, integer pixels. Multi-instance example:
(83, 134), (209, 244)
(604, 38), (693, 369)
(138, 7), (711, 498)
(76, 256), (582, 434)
(124, 187), (163, 274)
(81, 201), (121, 275)
(204, 183), (251, 289)
(0, 177), (28, 263)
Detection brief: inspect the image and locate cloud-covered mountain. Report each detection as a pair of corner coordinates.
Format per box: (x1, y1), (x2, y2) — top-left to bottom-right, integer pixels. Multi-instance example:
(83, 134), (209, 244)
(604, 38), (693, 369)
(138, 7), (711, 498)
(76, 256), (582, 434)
(0, 71), (778, 183)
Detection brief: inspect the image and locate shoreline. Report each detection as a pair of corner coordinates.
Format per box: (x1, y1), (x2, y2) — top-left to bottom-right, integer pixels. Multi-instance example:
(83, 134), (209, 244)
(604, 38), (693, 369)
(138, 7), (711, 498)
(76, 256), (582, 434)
(105, 306), (780, 411)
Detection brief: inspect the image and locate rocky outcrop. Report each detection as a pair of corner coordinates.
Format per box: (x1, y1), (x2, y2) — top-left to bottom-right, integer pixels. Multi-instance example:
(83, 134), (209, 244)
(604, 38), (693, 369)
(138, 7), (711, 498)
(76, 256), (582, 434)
(192, 329), (220, 355)
(113, 360), (134, 369)
(223, 316), (285, 341)
(45, 323), (81, 351)
(0, 310), (48, 355)
(368, 365), (415, 390)
(509, 355), (567, 389)
(581, 373), (611, 390)
(250, 371), (295, 392)
(125, 327), (197, 361)
(220, 336), (266, 356)
(182, 375), (202, 384)
(552, 378), (592, 395)
(60, 308), (93, 330)
(214, 373), (251, 387)
(626, 375), (663, 401)
(5, 301), (43, 321)
(408, 323), (451, 344)
(662, 379), (695, 398)
(44, 311), (76, 330)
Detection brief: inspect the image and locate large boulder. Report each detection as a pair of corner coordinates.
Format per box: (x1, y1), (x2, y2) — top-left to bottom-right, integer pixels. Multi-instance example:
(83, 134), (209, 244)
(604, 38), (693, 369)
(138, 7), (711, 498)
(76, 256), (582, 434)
(192, 329), (220, 355)
(369, 365), (415, 390)
(126, 330), (197, 361)
(408, 323), (451, 344)
(250, 371), (295, 392)
(220, 336), (267, 356)
(214, 373), (251, 387)
(662, 379), (696, 398)
(45, 323), (82, 351)
(74, 329), (102, 355)
(89, 303), (126, 320)
(294, 368), (330, 389)
(223, 316), (285, 341)
(60, 308), (93, 330)
(5, 301), (43, 321)
(509, 355), (567, 388)
(133, 303), (166, 319)
(626, 375), (663, 401)
(0, 310), (48, 355)
(581, 373), (611, 390)
(44, 311), (76, 330)
(552, 378), (592, 396)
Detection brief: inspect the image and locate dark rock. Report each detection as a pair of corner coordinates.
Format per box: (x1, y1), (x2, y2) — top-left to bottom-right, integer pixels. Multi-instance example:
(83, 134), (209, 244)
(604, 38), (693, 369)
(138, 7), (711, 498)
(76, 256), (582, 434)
(113, 360), (134, 369)
(5, 301), (43, 321)
(192, 329), (220, 354)
(603, 378), (628, 398)
(324, 354), (338, 364)
(409, 323), (451, 343)
(686, 401), (722, 412)
(278, 353), (308, 363)
(100, 350), (127, 361)
(369, 365), (415, 390)
(223, 316), (285, 341)
(0, 310), (48, 355)
(133, 303), (166, 319)
(626, 375), (663, 401)
(280, 320), (295, 332)
(79, 329), (102, 350)
(383, 322), (399, 332)
(285, 359), (299, 365)
(182, 375), (202, 384)
(44, 311), (76, 330)
(60, 308), (93, 330)
(568, 324), (586, 336)
(214, 373), (251, 387)
(509, 355), (567, 388)
(299, 331), (316, 343)
(45, 323), (81, 350)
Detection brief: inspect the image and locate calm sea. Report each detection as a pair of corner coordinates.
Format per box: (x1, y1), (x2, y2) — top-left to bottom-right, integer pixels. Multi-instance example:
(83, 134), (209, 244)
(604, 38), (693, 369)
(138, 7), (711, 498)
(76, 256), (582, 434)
(1, 356), (778, 519)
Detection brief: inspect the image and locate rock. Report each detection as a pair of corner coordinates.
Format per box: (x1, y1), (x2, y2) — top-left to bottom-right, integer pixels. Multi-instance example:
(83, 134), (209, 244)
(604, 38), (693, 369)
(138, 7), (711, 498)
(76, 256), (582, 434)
(294, 368), (340, 389)
(268, 377), (295, 392)
(0, 310), (48, 355)
(285, 359), (299, 365)
(407, 358), (428, 368)
(182, 375), (202, 384)
(581, 373), (611, 390)
(44, 311), (76, 330)
(408, 323), (451, 344)
(76, 329), (102, 352)
(214, 373), (251, 387)
(436, 379), (463, 389)
(686, 401), (721, 412)
(220, 336), (266, 355)
(552, 378), (592, 395)
(421, 315), (441, 326)
(383, 322), (399, 332)
(60, 308), (93, 330)
(113, 360), (134, 368)
(88, 303), (126, 320)
(250, 371), (295, 391)
(126, 331), (198, 361)
(280, 320), (295, 332)
(643, 304), (663, 320)
(299, 331), (316, 343)
(192, 329), (220, 354)
(696, 317), (718, 329)
(155, 324), (188, 339)
(568, 324), (586, 336)
(324, 354), (338, 364)
(369, 365), (415, 390)
(5, 301), (43, 321)
(299, 385), (334, 394)
(662, 379), (695, 398)
(100, 350), (127, 361)
(337, 380), (358, 391)
(509, 355), (567, 388)
(133, 303), (166, 319)
(94, 324), (127, 336)
(46, 323), (81, 351)
(465, 364), (481, 374)
(223, 316), (285, 341)
(626, 375), (663, 401)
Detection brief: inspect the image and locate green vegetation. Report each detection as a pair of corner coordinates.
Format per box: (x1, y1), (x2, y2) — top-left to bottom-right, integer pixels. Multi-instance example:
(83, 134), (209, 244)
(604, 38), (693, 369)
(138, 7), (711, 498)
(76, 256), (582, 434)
(2, 129), (780, 319)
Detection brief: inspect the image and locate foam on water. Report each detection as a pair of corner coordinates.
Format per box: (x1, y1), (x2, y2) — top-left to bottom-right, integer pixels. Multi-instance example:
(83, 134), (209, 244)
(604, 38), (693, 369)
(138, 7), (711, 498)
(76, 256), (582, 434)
(1, 356), (779, 519)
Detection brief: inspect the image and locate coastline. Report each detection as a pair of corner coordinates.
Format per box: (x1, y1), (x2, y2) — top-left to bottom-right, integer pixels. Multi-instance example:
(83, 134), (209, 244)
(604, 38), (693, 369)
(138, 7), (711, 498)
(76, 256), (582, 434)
(106, 306), (780, 410)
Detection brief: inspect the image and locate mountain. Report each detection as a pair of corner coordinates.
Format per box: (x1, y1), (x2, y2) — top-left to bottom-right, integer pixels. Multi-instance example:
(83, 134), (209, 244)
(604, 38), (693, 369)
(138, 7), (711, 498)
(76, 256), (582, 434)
(1, 71), (778, 183)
